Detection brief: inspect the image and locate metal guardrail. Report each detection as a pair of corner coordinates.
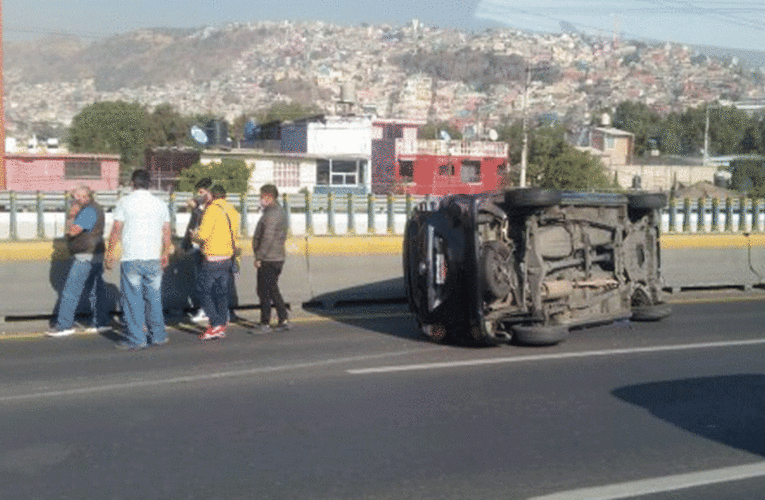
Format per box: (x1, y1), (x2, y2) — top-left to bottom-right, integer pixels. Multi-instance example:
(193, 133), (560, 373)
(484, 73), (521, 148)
(0, 191), (429, 240)
(1, 191), (763, 240)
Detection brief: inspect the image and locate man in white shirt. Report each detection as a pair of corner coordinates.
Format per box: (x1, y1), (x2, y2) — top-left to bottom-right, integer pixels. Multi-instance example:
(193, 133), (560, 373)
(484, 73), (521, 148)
(106, 169), (173, 350)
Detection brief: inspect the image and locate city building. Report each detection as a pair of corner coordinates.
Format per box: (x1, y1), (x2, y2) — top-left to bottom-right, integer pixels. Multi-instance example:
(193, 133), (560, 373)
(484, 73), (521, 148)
(1, 153), (120, 191)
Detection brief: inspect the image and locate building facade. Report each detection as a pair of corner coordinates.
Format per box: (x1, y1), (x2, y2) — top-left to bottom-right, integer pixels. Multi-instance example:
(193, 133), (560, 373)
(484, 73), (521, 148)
(2, 153), (120, 191)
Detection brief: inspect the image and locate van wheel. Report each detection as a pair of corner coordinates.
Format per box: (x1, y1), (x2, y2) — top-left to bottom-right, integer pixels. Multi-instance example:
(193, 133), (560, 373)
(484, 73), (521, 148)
(627, 193), (667, 210)
(504, 188), (561, 208)
(512, 324), (569, 346)
(631, 303), (672, 321)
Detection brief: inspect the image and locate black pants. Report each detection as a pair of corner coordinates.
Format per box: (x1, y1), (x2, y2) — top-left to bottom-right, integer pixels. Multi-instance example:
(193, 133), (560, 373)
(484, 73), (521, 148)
(257, 261), (288, 324)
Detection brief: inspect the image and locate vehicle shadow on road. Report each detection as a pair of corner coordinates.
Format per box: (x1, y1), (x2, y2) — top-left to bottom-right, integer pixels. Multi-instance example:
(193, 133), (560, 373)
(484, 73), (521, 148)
(612, 374), (765, 456)
(302, 277), (427, 343)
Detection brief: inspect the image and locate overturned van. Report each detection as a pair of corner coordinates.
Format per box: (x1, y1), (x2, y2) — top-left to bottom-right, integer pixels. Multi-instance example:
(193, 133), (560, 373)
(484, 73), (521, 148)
(403, 188), (670, 346)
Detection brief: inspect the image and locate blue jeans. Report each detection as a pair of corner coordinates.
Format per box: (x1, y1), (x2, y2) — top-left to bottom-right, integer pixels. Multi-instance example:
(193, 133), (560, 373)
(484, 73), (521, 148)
(120, 260), (166, 347)
(200, 259), (232, 328)
(56, 256), (109, 330)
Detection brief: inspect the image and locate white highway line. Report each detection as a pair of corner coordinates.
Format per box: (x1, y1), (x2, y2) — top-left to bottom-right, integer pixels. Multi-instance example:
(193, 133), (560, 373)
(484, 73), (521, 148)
(0, 348), (438, 403)
(346, 338), (765, 374)
(528, 462), (765, 500)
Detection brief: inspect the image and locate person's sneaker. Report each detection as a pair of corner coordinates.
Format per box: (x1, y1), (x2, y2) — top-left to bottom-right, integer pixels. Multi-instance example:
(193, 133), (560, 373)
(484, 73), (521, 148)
(152, 337), (170, 346)
(250, 323), (272, 334)
(190, 309), (209, 324)
(199, 325), (225, 341)
(115, 341), (147, 351)
(84, 326), (112, 334)
(46, 327), (76, 337)
(273, 321), (291, 332)
(212, 324), (226, 339)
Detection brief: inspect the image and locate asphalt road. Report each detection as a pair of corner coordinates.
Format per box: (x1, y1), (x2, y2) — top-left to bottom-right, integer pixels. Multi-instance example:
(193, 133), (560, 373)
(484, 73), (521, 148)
(2, 300), (765, 499)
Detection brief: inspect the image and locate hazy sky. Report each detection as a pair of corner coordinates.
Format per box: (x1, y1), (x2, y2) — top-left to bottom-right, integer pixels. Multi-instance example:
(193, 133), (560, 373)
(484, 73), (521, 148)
(5, 0), (764, 51)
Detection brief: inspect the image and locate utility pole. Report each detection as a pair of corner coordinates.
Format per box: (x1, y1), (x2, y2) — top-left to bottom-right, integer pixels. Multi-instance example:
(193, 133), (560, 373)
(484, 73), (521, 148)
(520, 65), (531, 188)
(704, 105), (710, 165)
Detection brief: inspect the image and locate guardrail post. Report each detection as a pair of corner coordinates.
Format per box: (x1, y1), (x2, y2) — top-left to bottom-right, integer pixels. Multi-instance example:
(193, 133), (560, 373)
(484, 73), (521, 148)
(405, 193), (413, 220)
(711, 198), (720, 232)
(347, 193), (355, 235)
(756, 199), (764, 232)
(327, 191), (335, 236)
(168, 192), (177, 237)
(305, 191), (313, 236)
(282, 193), (292, 237)
(36, 191), (45, 239)
(387, 193), (394, 234)
(668, 197), (677, 232)
(9, 191), (18, 241)
(741, 198), (750, 232)
(239, 193), (248, 236)
(724, 197), (733, 232)
(367, 193), (375, 235)
(697, 197), (706, 233)
(682, 197), (691, 233)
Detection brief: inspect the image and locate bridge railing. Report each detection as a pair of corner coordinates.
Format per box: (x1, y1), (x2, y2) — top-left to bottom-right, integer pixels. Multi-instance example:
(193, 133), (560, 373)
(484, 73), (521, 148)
(0, 191), (429, 240)
(0, 191), (762, 241)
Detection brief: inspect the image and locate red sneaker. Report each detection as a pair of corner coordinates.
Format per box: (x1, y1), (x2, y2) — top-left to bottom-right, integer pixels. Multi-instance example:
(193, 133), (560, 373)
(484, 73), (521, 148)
(199, 326), (220, 341)
(212, 324), (226, 338)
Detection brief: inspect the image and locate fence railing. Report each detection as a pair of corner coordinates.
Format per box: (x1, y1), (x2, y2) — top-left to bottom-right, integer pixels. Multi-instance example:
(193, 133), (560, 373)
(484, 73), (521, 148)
(1, 191), (763, 241)
(0, 191), (428, 240)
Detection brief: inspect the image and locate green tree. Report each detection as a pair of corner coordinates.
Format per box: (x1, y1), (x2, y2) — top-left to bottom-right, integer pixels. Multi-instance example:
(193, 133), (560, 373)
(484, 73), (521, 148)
(67, 101), (147, 177)
(497, 122), (610, 190)
(613, 101), (662, 157)
(535, 148), (610, 190)
(144, 103), (194, 149)
(177, 159), (253, 195)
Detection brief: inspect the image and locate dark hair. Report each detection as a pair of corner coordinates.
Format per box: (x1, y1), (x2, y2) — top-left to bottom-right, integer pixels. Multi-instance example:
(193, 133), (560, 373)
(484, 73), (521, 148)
(260, 184), (279, 198)
(210, 184), (227, 199)
(131, 169), (151, 189)
(195, 177), (212, 190)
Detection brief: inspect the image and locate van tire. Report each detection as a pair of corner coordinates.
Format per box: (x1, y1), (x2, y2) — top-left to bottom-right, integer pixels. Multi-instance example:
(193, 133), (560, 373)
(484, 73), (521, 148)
(628, 193), (667, 210)
(631, 303), (672, 321)
(512, 324), (569, 346)
(504, 188), (561, 208)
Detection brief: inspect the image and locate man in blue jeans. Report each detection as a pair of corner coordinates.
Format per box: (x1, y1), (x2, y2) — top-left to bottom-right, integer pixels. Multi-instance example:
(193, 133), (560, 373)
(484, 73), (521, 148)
(105, 169), (174, 350)
(47, 185), (111, 337)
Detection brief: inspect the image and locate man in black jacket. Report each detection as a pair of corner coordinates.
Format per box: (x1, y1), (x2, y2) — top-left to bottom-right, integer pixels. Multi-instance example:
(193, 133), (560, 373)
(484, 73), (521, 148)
(252, 184), (289, 332)
(183, 177), (212, 323)
(48, 185), (110, 337)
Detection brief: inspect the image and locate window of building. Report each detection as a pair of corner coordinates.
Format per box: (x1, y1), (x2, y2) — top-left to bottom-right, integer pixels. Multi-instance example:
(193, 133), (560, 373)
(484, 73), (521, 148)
(605, 135), (615, 149)
(398, 161), (413, 182)
(461, 160), (481, 183)
(316, 159), (366, 186)
(274, 160), (300, 188)
(64, 160), (101, 179)
(438, 164), (454, 176)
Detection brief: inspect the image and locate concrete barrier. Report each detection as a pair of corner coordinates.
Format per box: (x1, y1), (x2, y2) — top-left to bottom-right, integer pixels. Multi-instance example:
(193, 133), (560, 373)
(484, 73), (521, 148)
(0, 237), (405, 320)
(2, 233), (764, 320)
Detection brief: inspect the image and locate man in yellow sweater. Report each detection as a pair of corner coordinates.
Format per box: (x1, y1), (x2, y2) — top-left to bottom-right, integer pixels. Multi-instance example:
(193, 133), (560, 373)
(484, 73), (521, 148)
(193, 184), (241, 340)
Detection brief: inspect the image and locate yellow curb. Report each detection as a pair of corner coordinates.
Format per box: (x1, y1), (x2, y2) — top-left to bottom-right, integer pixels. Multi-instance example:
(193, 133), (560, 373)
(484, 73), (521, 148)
(661, 233), (756, 249)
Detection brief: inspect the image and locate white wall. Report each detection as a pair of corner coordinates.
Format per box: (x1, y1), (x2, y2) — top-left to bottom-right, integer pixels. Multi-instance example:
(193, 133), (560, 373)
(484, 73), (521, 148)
(306, 117), (372, 156)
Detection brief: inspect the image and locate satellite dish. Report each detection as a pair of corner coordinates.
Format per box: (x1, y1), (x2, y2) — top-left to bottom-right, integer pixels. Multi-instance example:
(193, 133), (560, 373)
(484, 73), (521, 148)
(439, 130), (451, 141)
(488, 129), (499, 141)
(190, 125), (208, 145)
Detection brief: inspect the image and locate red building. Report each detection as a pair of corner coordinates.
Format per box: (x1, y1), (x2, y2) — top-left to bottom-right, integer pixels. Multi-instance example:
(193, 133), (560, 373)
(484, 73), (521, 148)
(1, 153), (120, 191)
(393, 139), (509, 196)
